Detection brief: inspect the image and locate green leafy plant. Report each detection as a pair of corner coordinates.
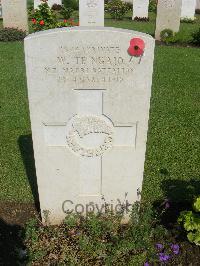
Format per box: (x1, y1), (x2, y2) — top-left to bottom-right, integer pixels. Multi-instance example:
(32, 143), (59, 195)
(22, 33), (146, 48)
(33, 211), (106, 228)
(178, 197), (200, 245)
(0, 28), (26, 42)
(63, 0), (79, 10)
(60, 6), (74, 20)
(149, 0), (157, 13)
(160, 29), (178, 44)
(25, 202), (166, 265)
(191, 28), (200, 46)
(181, 17), (196, 23)
(31, 2), (57, 31)
(105, 0), (131, 20)
(31, 2), (77, 32)
(51, 3), (62, 10)
(134, 17), (149, 22)
(196, 9), (200, 14)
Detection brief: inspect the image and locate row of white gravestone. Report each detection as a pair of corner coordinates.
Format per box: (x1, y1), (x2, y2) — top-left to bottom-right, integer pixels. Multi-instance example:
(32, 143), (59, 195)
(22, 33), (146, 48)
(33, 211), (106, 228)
(1, 0), (200, 35)
(132, 0), (199, 20)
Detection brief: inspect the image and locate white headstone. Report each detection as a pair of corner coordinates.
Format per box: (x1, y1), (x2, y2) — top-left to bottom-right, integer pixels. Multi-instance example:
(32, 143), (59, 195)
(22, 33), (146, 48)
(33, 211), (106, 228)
(79, 0), (104, 26)
(196, 0), (200, 9)
(2, 0), (28, 32)
(132, 0), (149, 19)
(25, 27), (155, 225)
(34, 0), (62, 9)
(181, 0), (196, 20)
(155, 0), (182, 40)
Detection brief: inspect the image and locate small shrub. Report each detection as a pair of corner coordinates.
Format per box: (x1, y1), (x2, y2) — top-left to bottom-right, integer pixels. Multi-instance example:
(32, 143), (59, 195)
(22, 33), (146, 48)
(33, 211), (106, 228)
(31, 2), (57, 31)
(181, 17), (196, 23)
(51, 3), (62, 10)
(62, 0), (79, 10)
(0, 28), (26, 42)
(191, 28), (200, 46)
(105, 0), (131, 20)
(60, 6), (74, 19)
(178, 197), (200, 245)
(25, 202), (167, 265)
(195, 9), (200, 15)
(31, 2), (77, 32)
(134, 16), (149, 22)
(149, 0), (157, 13)
(160, 29), (177, 44)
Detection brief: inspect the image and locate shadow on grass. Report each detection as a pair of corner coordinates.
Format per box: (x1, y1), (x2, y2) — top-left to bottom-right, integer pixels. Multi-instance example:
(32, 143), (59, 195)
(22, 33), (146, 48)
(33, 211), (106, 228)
(154, 170), (200, 228)
(18, 134), (40, 213)
(0, 218), (25, 264)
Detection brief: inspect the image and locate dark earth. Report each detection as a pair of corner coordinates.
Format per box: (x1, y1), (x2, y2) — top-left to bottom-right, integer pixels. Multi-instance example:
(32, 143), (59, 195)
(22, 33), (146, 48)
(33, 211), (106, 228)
(0, 202), (38, 265)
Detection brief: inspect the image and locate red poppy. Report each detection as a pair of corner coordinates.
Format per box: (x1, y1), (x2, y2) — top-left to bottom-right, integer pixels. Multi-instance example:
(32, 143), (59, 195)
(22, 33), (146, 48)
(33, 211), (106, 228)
(128, 38), (145, 57)
(39, 20), (45, 25)
(31, 18), (37, 24)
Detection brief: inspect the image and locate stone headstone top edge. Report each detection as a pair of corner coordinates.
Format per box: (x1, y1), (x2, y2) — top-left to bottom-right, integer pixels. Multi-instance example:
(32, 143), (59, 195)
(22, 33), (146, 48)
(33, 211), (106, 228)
(25, 26), (155, 41)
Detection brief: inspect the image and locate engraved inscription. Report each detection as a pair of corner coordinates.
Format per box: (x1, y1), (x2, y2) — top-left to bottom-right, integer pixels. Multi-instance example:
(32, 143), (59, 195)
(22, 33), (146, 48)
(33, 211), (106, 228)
(162, 0), (175, 9)
(66, 115), (114, 157)
(44, 45), (138, 86)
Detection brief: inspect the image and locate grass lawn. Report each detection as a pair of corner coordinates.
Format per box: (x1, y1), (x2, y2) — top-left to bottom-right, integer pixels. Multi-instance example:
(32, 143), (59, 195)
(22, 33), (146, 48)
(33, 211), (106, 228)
(0, 41), (199, 205)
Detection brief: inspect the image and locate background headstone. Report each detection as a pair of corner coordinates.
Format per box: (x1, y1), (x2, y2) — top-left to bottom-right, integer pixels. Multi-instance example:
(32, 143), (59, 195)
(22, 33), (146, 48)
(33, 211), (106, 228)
(34, 0), (62, 9)
(79, 0), (104, 26)
(155, 0), (182, 40)
(25, 27), (155, 224)
(132, 0), (149, 19)
(181, 0), (196, 20)
(2, 0), (28, 32)
(196, 0), (200, 9)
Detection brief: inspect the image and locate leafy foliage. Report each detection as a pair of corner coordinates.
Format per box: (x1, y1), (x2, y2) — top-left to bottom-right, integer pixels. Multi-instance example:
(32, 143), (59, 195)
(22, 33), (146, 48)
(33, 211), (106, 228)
(31, 2), (77, 32)
(105, 0), (131, 20)
(181, 17), (196, 23)
(51, 3), (62, 11)
(0, 28), (26, 42)
(160, 29), (178, 44)
(25, 202), (166, 265)
(60, 6), (74, 20)
(62, 0), (79, 10)
(192, 28), (200, 46)
(134, 17), (149, 22)
(149, 0), (157, 13)
(31, 2), (57, 31)
(178, 197), (200, 245)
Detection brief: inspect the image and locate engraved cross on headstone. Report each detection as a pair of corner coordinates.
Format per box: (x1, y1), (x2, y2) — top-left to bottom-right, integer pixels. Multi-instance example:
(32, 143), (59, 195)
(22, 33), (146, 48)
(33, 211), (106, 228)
(43, 90), (136, 197)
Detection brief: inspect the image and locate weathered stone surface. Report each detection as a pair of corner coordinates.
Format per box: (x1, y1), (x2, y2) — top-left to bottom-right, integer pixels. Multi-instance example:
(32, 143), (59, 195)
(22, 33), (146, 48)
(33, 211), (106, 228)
(196, 0), (200, 9)
(34, 0), (62, 9)
(132, 0), (149, 19)
(79, 0), (104, 26)
(181, 0), (196, 20)
(25, 27), (155, 224)
(155, 0), (182, 40)
(2, 0), (28, 32)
